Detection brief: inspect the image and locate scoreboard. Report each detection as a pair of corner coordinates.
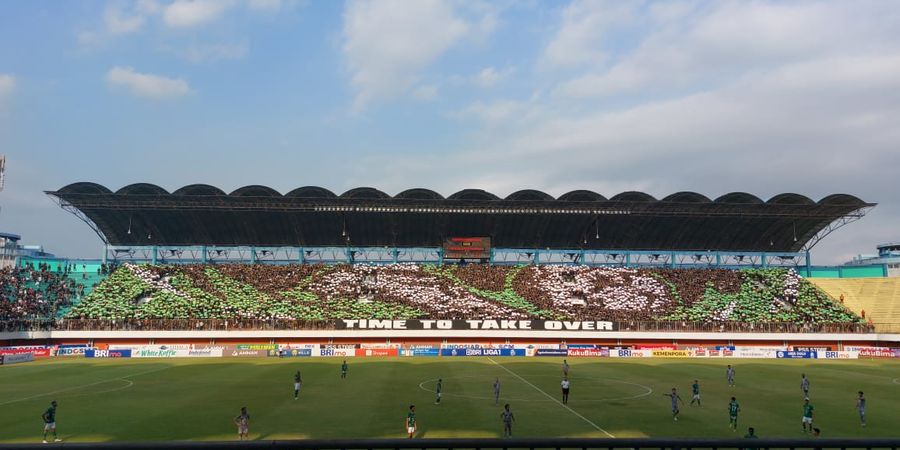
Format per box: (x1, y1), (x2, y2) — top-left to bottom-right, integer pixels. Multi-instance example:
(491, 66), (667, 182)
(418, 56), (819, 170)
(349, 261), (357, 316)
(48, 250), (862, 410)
(443, 237), (491, 259)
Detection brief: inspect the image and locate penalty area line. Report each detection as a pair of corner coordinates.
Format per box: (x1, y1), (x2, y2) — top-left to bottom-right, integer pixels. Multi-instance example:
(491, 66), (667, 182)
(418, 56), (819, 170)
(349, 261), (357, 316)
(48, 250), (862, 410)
(487, 357), (615, 438)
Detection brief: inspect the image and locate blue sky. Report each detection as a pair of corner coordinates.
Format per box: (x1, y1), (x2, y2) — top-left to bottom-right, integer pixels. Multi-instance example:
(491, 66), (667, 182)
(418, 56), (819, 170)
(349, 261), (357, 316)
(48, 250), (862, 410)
(1, 0), (899, 262)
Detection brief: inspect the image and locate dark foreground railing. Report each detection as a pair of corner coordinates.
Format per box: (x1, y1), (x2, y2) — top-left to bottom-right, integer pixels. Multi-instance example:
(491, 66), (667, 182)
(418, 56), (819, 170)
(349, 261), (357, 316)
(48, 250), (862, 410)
(0, 438), (898, 450)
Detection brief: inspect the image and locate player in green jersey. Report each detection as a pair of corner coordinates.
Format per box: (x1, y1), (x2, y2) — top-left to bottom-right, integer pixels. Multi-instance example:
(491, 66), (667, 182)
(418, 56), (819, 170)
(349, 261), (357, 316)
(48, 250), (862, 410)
(341, 360), (348, 379)
(690, 380), (701, 406)
(41, 400), (61, 443)
(293, 370), (302, 399)
(802, 399), (815, 433)
(406, 405), (417, 438)
(729, 397), (741, 430)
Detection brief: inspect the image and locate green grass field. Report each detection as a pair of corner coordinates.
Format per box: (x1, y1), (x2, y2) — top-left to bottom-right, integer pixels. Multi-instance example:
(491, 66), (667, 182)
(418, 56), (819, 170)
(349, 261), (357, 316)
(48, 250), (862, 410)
(1, 357), (898, 443)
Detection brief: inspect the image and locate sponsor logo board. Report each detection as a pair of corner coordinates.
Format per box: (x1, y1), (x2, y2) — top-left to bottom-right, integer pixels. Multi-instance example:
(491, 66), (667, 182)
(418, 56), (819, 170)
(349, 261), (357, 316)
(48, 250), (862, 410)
(567, 348), (606, 357)
(651, 349), (691, 358)
(533, 349), (568, 357)
(1, 353), (35, 365)
(440, 348), (525, 357)
(404, 348), (440, 357)
(776, 351), (816, 359)
(319, 347), (355, 357)
(85, 349), (132, 358)
(56, 346), (92, 356)
(355, 348), (399, 357)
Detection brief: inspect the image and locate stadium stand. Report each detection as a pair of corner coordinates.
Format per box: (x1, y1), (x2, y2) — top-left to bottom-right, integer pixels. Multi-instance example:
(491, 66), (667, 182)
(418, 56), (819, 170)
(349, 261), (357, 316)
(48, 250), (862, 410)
(46, 264), (861, 330)
(809, 277), (900, 332)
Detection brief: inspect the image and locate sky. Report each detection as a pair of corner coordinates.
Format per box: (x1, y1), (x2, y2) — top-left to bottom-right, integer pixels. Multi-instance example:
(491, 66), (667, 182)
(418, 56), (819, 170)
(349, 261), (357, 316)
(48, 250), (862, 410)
(0, 0), (898, 263)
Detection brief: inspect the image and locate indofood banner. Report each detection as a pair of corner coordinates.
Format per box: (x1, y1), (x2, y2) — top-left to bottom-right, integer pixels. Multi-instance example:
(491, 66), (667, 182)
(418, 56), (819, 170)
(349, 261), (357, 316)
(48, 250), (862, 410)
(338, 319), (616, 331)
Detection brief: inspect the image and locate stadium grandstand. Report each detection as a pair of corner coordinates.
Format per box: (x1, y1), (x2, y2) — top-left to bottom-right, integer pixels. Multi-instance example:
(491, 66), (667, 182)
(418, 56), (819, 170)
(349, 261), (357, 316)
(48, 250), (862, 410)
(0, 183), (893, 340)
(1, 183), (898, 446)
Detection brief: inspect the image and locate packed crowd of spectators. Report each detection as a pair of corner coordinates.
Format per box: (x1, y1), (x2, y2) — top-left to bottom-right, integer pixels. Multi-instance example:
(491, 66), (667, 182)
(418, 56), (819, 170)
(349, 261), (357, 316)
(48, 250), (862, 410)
(0, 266), (85, 321)
(2, 262), (865, 329)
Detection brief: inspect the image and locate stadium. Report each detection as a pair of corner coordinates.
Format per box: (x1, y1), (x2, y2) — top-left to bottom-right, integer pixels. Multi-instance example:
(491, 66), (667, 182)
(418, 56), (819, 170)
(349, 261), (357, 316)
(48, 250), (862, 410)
(1, 182), (898, 447)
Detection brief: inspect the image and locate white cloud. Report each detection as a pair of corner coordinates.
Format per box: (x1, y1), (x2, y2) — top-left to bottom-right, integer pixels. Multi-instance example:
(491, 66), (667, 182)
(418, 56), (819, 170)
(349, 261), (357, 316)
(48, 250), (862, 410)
(473, 66), (511, 88)
(342, 0), (474, 110)
(104, 5), (146, 35)
(555, 1), (900, 98)
(106, 66), (192, 99)
(412, 85), (438, 101)
(541, 0), (637, 68)
(460, 99), (529, 123)
(0, 74), (15, 104)
(163, 0), (235, 28)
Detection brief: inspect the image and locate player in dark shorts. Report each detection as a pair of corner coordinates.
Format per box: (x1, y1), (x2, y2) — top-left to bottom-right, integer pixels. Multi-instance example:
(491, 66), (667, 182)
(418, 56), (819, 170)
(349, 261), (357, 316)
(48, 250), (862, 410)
(561, 377), (570, 404)
(341, 360), (348, 379)
(294, 370), (302, 399)
(856, 391), (866, 427)
(501, 403), (515, 437)
(691, 380), (701, 406)
(42, 400), (61, 443)
(406, 405), (417, 438)
(664, 388), (684, 421)
(435, 379), (443, 404)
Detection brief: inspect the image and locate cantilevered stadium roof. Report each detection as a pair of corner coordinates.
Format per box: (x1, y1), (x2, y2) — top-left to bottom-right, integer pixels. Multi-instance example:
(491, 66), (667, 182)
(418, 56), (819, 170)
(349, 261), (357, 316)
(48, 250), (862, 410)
(46, 183), (874, 252)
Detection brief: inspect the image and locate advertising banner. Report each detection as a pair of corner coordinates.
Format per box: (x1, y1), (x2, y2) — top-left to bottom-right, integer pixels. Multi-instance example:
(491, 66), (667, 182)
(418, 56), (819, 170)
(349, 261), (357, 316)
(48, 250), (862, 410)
(567, 348), (607, 357)
(565, 344), (598, 349)
(440, 348), (526, 357)
(56, 346), (92, 356)
(319, 347), (356, 357)
(237, 344), (279, 351)
(857, 348), (894, 358)
(224, 347), (269, 357)
(85, 349), (132, 358)
(355, 348), (399, 357)
(792, 346), (833, 352)
(533, 349), (569, 357)
(338, 319), (616, 331)
(275, 349), (313, 357)
(131, 348), (223, 358)
(609, 349), (652, 358)
(732, 348), (777, 359)
(109, 344), (192, 351)
(0, 347), (51, 357)
(404, 348), (440, 357)
(651, 349), (691, 358)
(1, 353), (35, 365)
(819, 351), (859, 359)
(776, 350), (817, 359)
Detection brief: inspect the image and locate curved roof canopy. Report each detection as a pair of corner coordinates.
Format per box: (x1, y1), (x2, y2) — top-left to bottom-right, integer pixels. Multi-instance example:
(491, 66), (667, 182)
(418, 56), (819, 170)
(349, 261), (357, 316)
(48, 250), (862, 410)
(47, 183), (874, 252)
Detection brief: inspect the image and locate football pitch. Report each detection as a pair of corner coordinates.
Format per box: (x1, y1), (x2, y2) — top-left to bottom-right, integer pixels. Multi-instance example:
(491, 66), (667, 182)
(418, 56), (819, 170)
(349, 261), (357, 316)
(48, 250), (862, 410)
(1, 357), (898, 443)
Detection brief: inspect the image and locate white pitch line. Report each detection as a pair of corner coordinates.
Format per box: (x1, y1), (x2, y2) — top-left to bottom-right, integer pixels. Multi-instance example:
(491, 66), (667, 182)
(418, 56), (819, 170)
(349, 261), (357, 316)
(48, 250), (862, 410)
(0, 366), (169, 406)
(488, 357), (615, 438)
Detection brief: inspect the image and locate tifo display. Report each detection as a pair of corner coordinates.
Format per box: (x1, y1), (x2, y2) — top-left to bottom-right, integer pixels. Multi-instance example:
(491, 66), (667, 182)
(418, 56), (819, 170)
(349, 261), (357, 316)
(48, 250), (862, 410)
(2, 263), (863, 327)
